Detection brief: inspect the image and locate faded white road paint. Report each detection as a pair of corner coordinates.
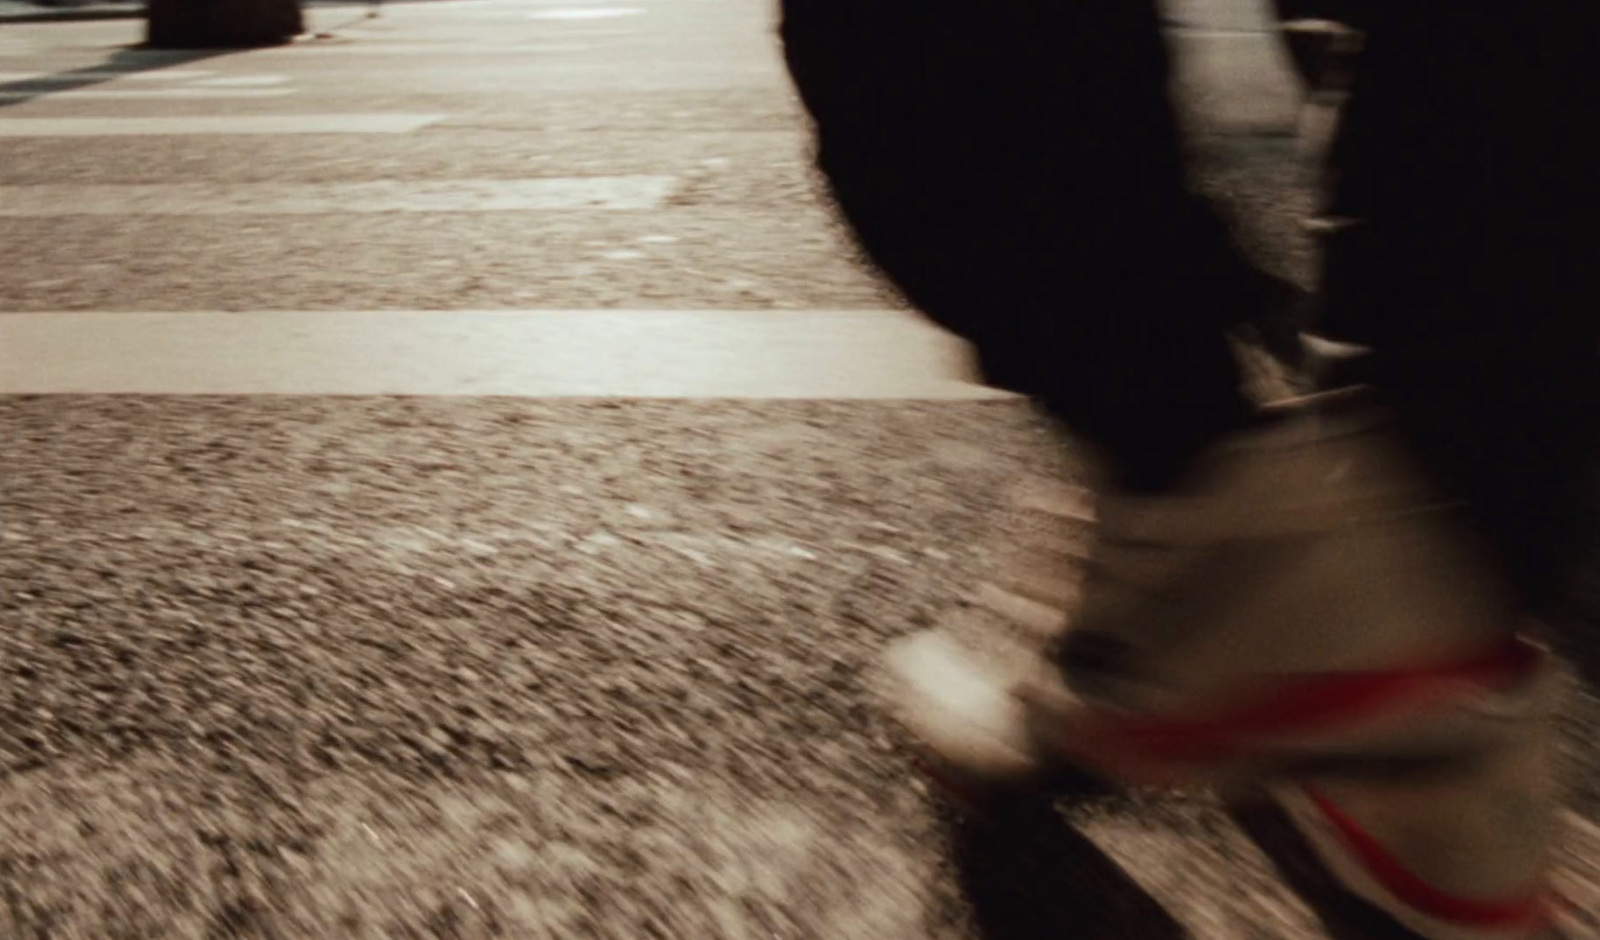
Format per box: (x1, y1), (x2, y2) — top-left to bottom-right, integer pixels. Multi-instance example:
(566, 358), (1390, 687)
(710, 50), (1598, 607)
(528, 8), (645, 19)
(0, 177), (679, 216)
(0, 70), (217, 82)
(0, 88), (292, 100)
(0, 310), (1009, 399)
(193, 75), (292, 87)
(0, 114), (445, 137)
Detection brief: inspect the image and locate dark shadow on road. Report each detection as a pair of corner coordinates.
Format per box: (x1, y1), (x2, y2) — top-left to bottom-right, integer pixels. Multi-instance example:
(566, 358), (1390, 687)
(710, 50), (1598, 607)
(0, 43), (241, 110)
(943, 794), (1188, 940)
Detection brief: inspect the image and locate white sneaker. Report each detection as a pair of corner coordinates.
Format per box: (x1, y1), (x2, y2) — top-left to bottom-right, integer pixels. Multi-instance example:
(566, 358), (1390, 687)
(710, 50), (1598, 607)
(887, 389), (1527, 778)
(882, 388), (1566, 937)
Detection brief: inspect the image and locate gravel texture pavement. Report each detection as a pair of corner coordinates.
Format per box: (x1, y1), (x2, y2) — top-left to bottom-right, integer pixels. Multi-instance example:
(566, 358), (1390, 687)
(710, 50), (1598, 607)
(4, 398), (1598, 937)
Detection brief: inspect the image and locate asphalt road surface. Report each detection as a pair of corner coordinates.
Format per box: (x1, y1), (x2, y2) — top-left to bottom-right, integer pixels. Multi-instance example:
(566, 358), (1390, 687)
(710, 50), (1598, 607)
(2, 1), (1596, 938)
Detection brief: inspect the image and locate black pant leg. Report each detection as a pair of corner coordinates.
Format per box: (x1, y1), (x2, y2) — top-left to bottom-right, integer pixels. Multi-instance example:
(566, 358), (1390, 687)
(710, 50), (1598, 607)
(1322, 2), (1600, 610)
(779, 0), (1262, 490)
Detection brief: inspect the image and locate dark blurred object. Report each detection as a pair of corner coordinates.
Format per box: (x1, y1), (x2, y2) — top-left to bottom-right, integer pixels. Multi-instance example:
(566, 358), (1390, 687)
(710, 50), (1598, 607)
(1272, 0), (1366, 92)
(1300, 334), (1372, 390)
(783, 0), (1600, 608)
(781, 0), (1271, 491)
(1278, 21), (1361, 96)
(145, 0), (302, 47)
(944, 794), (1184, 940)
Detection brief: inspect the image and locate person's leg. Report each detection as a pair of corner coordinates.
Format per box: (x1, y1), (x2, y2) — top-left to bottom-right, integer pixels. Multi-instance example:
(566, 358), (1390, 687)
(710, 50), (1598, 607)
(1235, 6), (1600, 935)
(1318, 1), (1600, 617)
(779, 0), (1267, 491)
(1315, 0), (1600, 617)
(886, 389), (1567, 939)
(786, 4), (1579, 937)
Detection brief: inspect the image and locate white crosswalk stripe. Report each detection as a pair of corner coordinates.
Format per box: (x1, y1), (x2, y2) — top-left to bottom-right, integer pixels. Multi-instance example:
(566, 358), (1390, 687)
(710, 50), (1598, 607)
(0, 177), (682, 215)
(0, 114), (446, 136)
(0, 310), (1001, 397)
(527, 8), (645, 20)
(0, 69), (219, 81)
(0, 3), (972, 399)
(0, 88), (291, 99)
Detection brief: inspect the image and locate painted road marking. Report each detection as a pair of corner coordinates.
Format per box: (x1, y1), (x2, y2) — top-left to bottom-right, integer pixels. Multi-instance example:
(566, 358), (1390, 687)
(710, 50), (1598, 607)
(0, 310), (1011, 399)
(277, 42), (591, 54)
(528, 7), (644, 19)
(0, 114), (446, 137)
(193, 75), (292, 87)
(0, 70), (218, 82)
(0, 177), (679, 216)
(0, 88), (292, 100)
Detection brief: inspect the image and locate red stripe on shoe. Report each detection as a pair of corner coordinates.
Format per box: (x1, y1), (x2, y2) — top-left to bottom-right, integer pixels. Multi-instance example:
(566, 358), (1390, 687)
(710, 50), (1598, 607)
(1303, 785), (1550, 930)
(1101, 637), (1542, 766)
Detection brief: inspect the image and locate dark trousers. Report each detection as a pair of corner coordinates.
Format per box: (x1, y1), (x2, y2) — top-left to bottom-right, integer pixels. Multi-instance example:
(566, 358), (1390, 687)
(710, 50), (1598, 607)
(780, 0), (1600, 613)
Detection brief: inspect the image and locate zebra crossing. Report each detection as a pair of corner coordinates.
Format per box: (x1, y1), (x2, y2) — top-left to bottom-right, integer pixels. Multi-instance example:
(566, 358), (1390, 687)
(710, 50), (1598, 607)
(0, 67), (293, 101)
(0, 0), (983, 398)
(2, 2), (1596, 938)
(0, 309), (998, 397)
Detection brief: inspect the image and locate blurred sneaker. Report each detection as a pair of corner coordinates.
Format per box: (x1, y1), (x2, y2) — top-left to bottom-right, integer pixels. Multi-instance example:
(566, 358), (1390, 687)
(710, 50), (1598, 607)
(884, 387), (1567, 936)
(1228, 683), (1569, 940)
(882, 387), (1536, 791)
